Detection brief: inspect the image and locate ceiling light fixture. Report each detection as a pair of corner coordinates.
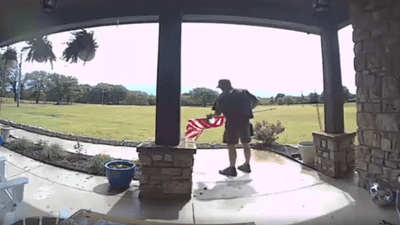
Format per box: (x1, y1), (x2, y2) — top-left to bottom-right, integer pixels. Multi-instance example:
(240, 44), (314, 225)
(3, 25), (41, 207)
(313, 0), (330, 13)
(41, 0), (58, 13)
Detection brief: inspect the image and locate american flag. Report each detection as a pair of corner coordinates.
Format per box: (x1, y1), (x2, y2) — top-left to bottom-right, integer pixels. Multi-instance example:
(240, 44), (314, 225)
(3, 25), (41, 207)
(185, 116), (226, 140)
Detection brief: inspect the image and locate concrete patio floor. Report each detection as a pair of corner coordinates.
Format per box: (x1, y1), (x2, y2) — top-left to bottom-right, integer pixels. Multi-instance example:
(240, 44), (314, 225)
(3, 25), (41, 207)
(1, 127), (399, 225)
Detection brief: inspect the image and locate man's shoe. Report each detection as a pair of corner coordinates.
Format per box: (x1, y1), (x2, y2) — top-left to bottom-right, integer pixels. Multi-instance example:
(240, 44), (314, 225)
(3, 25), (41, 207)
(219, 166), (237, 177)
(238, 163), (251, 173)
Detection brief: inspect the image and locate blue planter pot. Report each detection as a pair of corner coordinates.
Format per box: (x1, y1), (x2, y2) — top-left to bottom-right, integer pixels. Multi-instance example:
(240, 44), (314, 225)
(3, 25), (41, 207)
(105, 160), (135, 188)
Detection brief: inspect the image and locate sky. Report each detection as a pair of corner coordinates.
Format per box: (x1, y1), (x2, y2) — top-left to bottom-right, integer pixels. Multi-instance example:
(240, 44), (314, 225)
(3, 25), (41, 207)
(7, 23), (355, 98)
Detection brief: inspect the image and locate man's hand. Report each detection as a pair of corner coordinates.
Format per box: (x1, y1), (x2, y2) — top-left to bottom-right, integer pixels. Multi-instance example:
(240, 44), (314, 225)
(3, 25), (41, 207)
(206, 113), (214, 120)
(213, 111), (222, 117)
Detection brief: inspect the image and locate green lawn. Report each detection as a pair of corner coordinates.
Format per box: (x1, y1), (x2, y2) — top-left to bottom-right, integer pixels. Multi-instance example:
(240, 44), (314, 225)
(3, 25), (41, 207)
(0, 102), (357, 145)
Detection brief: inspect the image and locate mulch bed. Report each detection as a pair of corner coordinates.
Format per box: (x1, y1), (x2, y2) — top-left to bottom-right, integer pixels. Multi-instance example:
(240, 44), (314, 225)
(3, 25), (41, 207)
(3, 137), (105, 176)
(3, 135), (303, 176)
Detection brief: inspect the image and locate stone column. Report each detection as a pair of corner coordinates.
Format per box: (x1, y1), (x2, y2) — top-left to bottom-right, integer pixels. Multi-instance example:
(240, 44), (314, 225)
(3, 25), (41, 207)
(313, 132), (356, 178)
(349, 0), (400, 191)
(311, 26), (356, 178)
(137, 138), (196, 200)
(155, 9), (182, 146)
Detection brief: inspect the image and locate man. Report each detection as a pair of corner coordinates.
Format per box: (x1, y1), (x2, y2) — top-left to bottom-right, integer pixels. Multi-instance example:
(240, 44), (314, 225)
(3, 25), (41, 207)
(212, 79), (259, 177)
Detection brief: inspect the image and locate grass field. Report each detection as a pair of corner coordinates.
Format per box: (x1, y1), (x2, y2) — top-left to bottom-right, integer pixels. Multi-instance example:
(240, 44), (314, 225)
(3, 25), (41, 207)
(0, 101), (357, 145)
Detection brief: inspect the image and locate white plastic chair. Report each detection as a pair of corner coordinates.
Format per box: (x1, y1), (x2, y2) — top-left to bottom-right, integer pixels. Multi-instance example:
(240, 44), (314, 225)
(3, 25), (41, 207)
(0, 157), (29, 224)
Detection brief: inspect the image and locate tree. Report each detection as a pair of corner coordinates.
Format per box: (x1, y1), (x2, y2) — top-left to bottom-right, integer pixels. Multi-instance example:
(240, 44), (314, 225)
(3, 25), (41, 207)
(7, 68), (19, 102)
(309, 92), (319, 103)
(62, 76), (79, 104)
(25, 71), (49, 103)
(109, 85), (128, 104)
(125, 91), (138, 105)
(47, 73), (64, 104)
(0, 48), (14, 97)
(258, 98), (270, 105)
(284, 97), (295, 105)
(342, 86), (352, 102)
(269, 97), (275, 105)
(91, 83), (110, 104)
(275, 93), (285, 101)
(125, 91), (149, 105)
(148, 95), (156, 105)
(75, 84), (92, 103)
(46, 73), (79, 104)
(189, 88), (218, 107)
(90, 83), (128, 104)
(277, 98), (284, 105)
(320, 86), (355, 102)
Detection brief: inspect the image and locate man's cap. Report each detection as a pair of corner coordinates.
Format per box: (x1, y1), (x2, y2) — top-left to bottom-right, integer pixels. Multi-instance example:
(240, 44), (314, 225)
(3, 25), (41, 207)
(217, 79), (232, 89)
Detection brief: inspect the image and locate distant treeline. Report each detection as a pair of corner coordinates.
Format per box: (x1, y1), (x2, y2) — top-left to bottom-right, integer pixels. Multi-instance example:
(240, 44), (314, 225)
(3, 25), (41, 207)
(0, 70), (356, 106)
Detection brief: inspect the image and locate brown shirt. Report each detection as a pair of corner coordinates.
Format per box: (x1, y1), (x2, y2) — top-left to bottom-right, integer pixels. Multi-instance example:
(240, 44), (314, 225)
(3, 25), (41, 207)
(212, 88), (258, 122)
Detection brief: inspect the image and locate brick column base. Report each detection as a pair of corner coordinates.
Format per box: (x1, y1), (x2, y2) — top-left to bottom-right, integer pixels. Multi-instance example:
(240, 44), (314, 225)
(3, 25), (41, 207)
(137, 138), (196, 200)
(312, 132), (357, 178)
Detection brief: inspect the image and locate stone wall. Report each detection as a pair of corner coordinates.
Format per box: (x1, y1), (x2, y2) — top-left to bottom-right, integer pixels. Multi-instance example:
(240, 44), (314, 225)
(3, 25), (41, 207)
(349, 0), (400, 191)
(313, 132), (356, 178)
(137, 140), (196, 200)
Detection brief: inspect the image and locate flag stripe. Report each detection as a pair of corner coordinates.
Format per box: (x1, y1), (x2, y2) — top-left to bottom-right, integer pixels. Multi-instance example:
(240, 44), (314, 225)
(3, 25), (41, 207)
(185, 116), (226, 140)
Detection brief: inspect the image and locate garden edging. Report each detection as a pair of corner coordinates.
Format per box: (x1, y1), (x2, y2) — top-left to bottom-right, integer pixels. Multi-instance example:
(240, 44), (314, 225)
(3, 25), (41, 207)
(0, 118), (258, 149)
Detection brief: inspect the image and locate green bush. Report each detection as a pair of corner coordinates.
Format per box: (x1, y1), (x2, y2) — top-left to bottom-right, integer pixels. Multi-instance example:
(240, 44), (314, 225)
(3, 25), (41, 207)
(254, 120), (285, 145)
(92, 153), (113, 175)
(35, 139), (48, 150)
(7, 138), (35, 152)
(41, 143), (64, 160)
(73, 142), (86, 155)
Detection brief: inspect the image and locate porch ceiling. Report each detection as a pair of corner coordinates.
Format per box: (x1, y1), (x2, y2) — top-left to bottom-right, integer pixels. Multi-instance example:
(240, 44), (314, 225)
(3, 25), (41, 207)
(0, 0), (350, 47)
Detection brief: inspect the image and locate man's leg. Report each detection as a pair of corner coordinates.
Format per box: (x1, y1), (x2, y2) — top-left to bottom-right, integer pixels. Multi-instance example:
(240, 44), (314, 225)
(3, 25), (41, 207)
(238, 121), (252, 173)
(242, 143), (251, 164)
(228, 144), (237, 167)
(219, 124), (238, 176)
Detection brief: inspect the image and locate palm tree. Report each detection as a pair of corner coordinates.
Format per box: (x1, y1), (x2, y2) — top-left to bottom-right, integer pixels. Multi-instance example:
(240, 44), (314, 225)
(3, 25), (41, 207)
(21, 36), (56, 69)
(62, 29), (98, 66)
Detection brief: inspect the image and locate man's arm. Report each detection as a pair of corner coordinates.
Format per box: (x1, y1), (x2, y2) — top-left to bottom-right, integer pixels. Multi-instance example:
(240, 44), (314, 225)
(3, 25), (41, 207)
(251, 98), (259, 109)
(212, 101), (222, 116)
(245, 90), (259, 109)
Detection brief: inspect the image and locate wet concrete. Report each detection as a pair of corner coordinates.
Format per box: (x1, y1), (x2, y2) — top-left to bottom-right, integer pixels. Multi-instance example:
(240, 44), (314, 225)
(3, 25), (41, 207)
(0, 126), (398, 224)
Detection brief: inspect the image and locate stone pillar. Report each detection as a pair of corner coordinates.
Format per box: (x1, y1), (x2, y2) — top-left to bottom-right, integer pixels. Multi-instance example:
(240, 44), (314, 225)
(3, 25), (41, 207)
(313, 132), (356, 178)
(155, 9), (182, 146)
(137, 138), (196, 200)
(312, 24), (354, 178)
(349, 0), (400, 191)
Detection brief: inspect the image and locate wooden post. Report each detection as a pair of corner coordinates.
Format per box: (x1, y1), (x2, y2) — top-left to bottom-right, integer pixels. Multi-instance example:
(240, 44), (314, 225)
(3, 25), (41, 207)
(155, 9), (183, 146)
(320, 28), (344, 134)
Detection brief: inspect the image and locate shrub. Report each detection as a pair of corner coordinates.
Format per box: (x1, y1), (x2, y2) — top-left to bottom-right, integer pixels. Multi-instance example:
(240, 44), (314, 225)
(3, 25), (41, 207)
(92, 153), (113, 175)
(73, 142), (86, 155)
(35, 139), (48, 150)
(42, 143), (64, 160)
(254, 120), (285, 145)
(7, 138), (35, 152)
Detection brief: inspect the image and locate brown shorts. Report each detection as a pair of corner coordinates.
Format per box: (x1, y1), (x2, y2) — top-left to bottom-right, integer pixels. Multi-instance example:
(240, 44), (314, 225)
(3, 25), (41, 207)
(223, 120), (251, 145)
